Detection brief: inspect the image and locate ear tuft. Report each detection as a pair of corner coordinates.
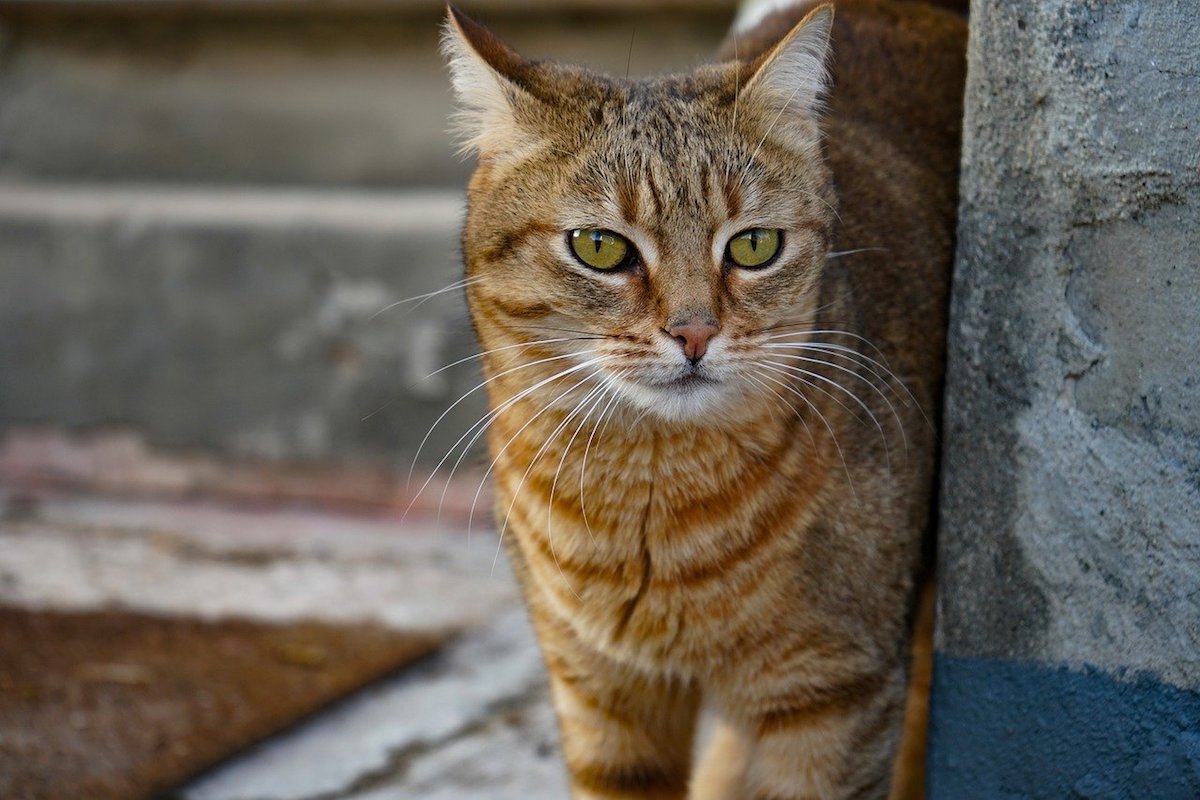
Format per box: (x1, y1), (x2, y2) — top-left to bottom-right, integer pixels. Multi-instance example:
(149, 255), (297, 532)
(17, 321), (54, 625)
(441, 5), (535, 158)
(741, 4), (834, 136)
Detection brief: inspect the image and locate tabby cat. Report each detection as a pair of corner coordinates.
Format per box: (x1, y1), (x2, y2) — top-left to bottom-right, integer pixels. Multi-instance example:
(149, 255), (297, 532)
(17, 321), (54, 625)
(442, 0), (965, 796)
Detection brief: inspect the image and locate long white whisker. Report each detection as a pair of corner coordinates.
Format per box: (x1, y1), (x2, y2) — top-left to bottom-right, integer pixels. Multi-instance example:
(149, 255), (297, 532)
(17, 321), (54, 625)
(425, 337), (581, 380)
(826, 247), (889, 259)
(483, 363), (614, 579)
(758, 359), (891, 469)
(763, 327), (893, 361)
(762, 349), (908, 460)
(740, 83), (804, 186)
(580, 370), (627, 544)
(745, 372), (816, 446)
(764, 331), (932, 432)
(763, 342), (917, 446)
(405, 355), (608, 525)
(750, 365), (857, 501)
(434, 355), (602, 531)
(521, 378), (616, 598)
(407, 349), (589, 487)
(369, 276), (481, 320)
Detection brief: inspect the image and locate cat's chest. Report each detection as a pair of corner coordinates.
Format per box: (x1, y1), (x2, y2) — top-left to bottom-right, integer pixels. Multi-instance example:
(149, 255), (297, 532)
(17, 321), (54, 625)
(496, 434), (819, 670)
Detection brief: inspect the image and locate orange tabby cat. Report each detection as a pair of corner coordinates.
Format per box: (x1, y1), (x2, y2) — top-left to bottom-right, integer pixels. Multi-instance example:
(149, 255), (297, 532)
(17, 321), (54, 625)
(443, 1), (964, 796)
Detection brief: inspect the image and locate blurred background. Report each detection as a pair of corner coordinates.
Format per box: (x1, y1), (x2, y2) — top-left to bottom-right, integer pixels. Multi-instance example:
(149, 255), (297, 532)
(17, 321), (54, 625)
(0, 0), (739, 469)
(0, 2), (738, 798)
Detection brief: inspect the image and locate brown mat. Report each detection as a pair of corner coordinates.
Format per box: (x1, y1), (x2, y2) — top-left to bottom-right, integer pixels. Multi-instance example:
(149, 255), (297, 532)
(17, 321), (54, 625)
(0, 607), (444, 800)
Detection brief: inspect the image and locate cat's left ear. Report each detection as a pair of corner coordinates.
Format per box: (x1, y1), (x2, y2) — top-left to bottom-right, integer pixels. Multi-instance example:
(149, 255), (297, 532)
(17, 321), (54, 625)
(441, 5), (540, 159)
(739, 4), (834, 139)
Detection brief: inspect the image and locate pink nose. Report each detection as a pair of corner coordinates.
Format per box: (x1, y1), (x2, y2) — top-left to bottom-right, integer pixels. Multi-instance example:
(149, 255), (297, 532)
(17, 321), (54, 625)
(666, 319), (720, 363)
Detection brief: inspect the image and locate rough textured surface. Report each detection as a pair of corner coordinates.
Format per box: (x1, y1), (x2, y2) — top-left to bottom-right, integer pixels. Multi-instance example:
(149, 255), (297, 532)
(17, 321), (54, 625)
(0, 6), (728, 187)
(929, 655), (1200, 800)
(938, 0), (1200, 679)
(0, 608), (441, 800)
(0, 186), (488, 468)
(934, 0), (1200, 793)
(0, 442), (561, 800)
(184, 611), (564, 800)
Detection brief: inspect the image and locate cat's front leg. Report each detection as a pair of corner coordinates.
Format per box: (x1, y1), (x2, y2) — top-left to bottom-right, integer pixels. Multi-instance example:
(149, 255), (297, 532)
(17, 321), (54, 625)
(715, 663), (908, 800)
(534, 611), (700, 799)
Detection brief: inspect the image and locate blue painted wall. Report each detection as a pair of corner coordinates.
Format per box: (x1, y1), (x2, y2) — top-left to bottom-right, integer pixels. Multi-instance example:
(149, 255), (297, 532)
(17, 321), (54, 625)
(929, 655), (1200, 799)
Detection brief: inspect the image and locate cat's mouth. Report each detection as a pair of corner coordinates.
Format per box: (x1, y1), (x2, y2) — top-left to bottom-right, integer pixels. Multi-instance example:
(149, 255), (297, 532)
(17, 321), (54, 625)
(650, 366), (721, 391)
(669, 372), (718, 388)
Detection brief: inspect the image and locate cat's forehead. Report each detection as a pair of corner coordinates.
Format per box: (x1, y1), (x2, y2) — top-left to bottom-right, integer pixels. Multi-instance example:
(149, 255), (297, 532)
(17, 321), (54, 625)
(573, 76), (743, 176)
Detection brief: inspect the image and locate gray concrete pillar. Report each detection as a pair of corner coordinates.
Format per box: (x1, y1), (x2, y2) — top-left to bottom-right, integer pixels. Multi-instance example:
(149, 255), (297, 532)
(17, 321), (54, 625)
(930, 1), (1200, 796)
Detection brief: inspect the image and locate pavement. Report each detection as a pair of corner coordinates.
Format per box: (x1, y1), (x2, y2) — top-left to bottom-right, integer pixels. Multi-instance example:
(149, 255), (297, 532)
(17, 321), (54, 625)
(0, 430), (568, 800)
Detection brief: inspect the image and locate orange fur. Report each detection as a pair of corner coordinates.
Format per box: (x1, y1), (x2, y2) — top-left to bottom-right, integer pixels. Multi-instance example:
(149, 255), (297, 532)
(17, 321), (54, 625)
(444, 2), (964, 797)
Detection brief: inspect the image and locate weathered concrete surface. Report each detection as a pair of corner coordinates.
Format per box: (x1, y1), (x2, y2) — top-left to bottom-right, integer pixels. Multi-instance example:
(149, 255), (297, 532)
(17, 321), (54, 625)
(933, 0), (1200, 795)
(0, 5), (729, 187)
(0, 481), (564, 799)
(184, 612), (564, 800)
(0, 185), (490, 468)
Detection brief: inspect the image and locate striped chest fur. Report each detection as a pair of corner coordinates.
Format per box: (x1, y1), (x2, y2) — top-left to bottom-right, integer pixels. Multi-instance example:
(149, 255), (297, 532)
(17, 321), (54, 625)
(487, 377), (835, 673)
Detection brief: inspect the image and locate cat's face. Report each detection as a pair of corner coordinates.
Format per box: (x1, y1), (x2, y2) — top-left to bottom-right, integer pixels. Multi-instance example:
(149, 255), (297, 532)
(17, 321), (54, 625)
(446, 6), (835, 423)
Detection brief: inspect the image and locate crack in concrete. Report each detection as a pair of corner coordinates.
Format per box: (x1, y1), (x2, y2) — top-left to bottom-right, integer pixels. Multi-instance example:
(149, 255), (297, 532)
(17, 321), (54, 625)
(311, 676), (550, 800)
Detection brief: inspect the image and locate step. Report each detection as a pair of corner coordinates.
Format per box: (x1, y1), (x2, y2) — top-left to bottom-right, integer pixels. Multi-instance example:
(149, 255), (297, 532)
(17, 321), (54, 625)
(0, 182), (492, 468)
(0, 1), (732, 187)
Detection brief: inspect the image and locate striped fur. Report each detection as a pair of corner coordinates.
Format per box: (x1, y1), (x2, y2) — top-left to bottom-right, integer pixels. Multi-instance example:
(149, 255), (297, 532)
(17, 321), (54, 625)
(444, 1), (965, 797)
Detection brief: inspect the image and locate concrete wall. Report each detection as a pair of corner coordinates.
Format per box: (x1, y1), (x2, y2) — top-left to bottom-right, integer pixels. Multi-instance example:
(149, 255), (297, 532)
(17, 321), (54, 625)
(930, 1), (1200, 796)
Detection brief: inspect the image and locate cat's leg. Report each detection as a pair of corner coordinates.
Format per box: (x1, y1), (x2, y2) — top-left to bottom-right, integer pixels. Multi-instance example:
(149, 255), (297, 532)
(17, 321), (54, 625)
(717, 662), (909, 800)
(689, 716), (751, 800)
(537, 615), (700, 799)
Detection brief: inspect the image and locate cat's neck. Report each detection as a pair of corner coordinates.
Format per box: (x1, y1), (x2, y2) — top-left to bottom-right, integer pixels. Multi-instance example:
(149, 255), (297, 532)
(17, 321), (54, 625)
(482, 360), (839, 516)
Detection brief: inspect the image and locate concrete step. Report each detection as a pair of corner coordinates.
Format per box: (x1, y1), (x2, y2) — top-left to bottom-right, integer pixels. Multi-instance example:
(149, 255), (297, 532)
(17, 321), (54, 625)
(0, 1), (732, 187)
(0, 483), (562, 799)
(0, 182), (492, 468)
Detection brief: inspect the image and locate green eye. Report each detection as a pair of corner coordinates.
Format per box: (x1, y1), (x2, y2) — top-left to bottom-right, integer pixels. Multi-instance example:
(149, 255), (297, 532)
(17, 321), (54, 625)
(569, 229), (631, 271)
(727, 228), (782, 268)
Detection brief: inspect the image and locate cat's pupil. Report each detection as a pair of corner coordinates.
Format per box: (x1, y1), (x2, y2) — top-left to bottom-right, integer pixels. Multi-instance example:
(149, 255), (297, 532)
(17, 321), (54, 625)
(591, 231), (603, 253)
(750, 230), (760, 251)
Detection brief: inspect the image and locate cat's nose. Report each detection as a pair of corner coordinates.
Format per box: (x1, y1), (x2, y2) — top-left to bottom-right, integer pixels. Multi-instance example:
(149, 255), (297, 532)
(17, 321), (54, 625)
(666, 319), (720, 363)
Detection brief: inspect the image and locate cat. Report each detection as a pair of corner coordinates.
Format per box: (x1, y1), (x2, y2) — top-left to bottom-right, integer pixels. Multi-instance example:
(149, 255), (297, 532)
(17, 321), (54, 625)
(442, 0), (965, 797)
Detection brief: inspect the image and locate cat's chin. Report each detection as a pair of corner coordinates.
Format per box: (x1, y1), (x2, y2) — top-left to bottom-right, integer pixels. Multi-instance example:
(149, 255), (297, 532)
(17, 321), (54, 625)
(619, 375), (750, 425)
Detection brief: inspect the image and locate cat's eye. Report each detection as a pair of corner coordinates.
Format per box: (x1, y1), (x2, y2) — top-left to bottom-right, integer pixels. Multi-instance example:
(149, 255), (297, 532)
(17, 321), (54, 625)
(569, 229), (632, 271)
(726, 228), (782, 269)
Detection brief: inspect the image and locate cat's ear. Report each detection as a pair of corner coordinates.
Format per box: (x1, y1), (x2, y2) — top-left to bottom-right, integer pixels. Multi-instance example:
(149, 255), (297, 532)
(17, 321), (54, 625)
(739, 4), (834, 140)
(442, 5), (539, 158)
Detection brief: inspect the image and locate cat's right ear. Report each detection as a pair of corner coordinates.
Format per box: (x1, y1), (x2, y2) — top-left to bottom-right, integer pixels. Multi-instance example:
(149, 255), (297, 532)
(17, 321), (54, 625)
(442, 5), (539, 159)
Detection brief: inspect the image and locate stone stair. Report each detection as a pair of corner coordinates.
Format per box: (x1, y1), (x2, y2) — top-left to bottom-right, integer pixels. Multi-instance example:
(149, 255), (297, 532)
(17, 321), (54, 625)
(0, 0), (733, 467)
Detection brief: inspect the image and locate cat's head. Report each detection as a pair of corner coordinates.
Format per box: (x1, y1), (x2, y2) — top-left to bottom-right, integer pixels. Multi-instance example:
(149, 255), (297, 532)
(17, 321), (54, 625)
(444, 4), (836, 424)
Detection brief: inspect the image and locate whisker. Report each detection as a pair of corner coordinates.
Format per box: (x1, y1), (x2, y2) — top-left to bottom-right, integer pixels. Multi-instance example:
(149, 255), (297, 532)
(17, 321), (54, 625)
(425, 337), (583, 380)
(433, 355), (603, 530)
(580, 370), (627, 544)
(528, 378), (617, 597)
(745, 372), (816, 446)
(763, 340), (916, 413)
(406, 349), (590, 487)
(749, 365), (858, 501)
(484, 364), (615, 582)
(764, 330), (933, 432)
(369, 276), (481, 320)
(826, 247), (889, 259)
(739, 83), (805, 187)
(758, 359), (892, 469)
(517, 324), (616, 340)
(404, 355), (609, 525)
